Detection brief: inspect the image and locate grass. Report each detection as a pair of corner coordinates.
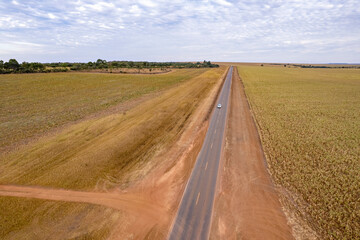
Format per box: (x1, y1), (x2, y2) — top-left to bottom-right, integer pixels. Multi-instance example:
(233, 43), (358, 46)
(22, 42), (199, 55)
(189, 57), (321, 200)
(0, 69), (207, 152)
(0, 66), (226, 238)
(236, 64), (360, 239)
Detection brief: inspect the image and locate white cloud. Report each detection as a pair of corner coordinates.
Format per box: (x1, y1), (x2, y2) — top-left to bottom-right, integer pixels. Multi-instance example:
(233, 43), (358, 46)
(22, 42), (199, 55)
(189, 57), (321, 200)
(138, 0), (157, 8)
(129, 5), (142, 16)
(212, 0), (232, 6)
(0, 41), (46, 54)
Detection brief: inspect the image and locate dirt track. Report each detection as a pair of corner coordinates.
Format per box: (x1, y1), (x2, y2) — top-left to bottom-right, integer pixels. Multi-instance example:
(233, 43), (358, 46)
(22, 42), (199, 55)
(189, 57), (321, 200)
(0, 185), (166, 222)
(210, 67), (294, 239)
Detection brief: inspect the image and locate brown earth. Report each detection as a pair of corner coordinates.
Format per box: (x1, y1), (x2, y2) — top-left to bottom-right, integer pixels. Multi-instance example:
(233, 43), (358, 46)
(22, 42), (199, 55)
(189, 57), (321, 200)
(210, 67), (294, 239)
(0, 68), (229, 239)
(0, 185), (165, 222)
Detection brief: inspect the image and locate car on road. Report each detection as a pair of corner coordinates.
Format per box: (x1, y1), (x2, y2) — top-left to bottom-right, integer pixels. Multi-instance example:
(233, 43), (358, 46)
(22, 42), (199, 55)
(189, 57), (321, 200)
(217, 104), (222, 108)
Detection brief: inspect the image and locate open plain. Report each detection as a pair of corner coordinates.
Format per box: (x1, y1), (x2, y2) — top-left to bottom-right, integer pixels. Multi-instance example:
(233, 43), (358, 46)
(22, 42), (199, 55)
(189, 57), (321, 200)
(1, 63), (359, 240)
(1, 0), (359, 239)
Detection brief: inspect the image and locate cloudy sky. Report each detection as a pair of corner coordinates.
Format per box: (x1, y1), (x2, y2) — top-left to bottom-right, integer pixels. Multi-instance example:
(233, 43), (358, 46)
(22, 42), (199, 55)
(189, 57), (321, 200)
(0, 0), (359, 63)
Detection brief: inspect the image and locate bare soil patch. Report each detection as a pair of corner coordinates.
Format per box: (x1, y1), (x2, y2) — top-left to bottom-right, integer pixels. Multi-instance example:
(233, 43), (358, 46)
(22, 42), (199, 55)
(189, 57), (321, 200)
(0, 185), (165, 222)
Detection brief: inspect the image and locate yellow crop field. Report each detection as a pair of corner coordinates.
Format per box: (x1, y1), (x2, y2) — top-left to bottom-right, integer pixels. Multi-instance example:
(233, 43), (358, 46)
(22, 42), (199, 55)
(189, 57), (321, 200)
(0, 69), (207, 152)
(237, 65), (360, 239)
(0, 66), (226, 239)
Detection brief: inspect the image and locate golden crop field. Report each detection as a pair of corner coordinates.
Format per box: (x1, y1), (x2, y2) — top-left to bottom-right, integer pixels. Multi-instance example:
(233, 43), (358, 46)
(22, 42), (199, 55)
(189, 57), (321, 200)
(0, 69), (208, 152)
(0, 67), (226, 239)
(237, 65), (360, 239)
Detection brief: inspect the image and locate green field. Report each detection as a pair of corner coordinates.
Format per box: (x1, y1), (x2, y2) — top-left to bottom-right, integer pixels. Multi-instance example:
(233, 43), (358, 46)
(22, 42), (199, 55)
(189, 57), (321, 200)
(0, 69), (207, 152)
(237, 65), (360, 239)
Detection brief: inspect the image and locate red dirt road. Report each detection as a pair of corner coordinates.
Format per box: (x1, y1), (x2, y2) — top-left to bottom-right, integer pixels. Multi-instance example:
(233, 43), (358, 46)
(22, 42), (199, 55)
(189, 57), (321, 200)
(210, 67), (294, 239)
(0, 185), (166, 222)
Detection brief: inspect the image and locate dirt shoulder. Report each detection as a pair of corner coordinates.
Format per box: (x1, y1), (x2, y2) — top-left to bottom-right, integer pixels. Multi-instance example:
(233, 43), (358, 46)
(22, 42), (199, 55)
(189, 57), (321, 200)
(210, 67), (294, 239)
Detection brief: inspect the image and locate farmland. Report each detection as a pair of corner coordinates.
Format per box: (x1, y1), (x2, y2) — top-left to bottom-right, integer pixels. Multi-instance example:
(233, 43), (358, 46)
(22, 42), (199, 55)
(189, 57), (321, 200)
(0, 69), (208, 152)
(237, 64), (360, 239)
(0, 66), (226, 239)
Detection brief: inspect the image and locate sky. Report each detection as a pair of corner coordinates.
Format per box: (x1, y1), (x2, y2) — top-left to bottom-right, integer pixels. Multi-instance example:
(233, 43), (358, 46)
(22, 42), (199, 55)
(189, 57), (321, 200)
(0, 0), (359, 63)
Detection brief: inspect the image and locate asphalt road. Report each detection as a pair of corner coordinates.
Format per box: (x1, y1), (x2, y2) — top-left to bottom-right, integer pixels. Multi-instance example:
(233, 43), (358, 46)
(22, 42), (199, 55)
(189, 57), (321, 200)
(168, 66), (233, 240)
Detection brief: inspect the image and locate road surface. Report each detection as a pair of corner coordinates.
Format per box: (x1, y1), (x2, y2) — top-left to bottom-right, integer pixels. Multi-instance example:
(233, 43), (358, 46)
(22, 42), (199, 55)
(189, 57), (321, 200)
(168, 66), (233, 240)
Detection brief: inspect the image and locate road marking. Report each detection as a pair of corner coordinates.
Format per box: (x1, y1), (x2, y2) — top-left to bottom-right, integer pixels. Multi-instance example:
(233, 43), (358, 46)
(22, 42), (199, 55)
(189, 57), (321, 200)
(196, 192), (200, 205)
(211, 142), (213, 149)
(205, 162), (208, 170)
(214, 129), (217, 134)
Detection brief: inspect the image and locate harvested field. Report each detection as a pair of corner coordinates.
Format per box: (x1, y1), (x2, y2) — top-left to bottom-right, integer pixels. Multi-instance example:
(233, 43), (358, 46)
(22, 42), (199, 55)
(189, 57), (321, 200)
(0, 196), (120, 240)
(0, 66), (227, 239)
(236, 64), (360, 239)
(0, 69), (207, 152)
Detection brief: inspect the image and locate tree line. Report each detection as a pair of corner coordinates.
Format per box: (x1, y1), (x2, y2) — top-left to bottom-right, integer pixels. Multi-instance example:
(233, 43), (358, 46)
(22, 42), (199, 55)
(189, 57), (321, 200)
(0, 59), (219, 74)
(291, 64), (360, 69)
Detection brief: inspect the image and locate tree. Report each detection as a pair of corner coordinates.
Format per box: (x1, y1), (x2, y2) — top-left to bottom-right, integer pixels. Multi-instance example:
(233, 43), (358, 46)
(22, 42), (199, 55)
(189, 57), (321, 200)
(31, 62), (45, 71)
(5, 59), (20, 71)
(96, 59), (107, 69)
(0, 60), (3, 69)
(87, 62), (94, 69)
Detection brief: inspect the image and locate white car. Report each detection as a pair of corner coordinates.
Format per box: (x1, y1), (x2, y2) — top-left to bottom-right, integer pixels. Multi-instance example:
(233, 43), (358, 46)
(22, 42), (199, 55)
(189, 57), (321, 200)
(217, 104), (222, 108)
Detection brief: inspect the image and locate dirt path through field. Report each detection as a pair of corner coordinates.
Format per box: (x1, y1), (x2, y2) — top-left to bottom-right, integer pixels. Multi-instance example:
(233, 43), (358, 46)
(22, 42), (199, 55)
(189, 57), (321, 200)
(210, 67), (294, 239)
(0, 185), (166, 222)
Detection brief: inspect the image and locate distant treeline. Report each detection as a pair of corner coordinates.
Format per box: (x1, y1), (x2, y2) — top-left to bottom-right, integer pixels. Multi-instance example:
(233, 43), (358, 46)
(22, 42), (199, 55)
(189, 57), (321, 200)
(0, 59), (219, 74)
(291, 64), (360, 69)
(268, 63), (360, 69)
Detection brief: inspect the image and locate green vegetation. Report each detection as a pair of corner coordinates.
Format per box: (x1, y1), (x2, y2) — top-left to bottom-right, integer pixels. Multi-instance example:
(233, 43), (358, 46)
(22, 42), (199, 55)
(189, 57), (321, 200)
(63, 59), (219, 71)
(0, 58), (219, 74)
(0, 59), (67, 74)
(0, 69), (207, 151)
(237, 65), (360, 239)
